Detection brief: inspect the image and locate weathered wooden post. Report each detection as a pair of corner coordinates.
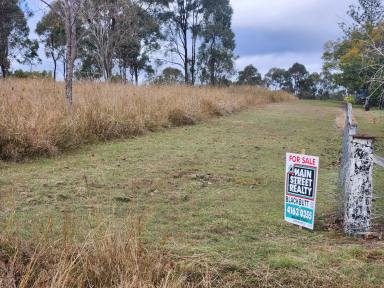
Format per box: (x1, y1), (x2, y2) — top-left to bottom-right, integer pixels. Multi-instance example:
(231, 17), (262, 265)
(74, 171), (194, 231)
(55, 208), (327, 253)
(339, 104), (357, 215)
(340, 105), (355, 185)
(344, 135), (374, 236)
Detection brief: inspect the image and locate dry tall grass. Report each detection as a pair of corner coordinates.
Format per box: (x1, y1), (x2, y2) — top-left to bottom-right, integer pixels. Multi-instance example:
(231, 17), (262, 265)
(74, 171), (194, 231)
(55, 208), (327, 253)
(0, 79), (295, 160)
(0, 227), (248, 288)
(0, 225), (359, 288)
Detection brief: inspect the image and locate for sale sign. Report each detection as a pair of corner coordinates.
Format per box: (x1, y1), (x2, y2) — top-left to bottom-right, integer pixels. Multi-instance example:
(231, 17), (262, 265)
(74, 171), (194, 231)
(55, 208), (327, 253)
(285, 153), (319, 230)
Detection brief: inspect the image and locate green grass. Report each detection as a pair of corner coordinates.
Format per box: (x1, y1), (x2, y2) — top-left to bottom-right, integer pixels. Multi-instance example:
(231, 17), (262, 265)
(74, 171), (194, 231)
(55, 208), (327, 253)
(1, 100), (383, 287)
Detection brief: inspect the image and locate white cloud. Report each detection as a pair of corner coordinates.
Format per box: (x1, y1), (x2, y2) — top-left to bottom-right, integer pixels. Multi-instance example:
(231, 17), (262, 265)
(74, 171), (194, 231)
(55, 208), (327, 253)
(236, 51), (322, 76)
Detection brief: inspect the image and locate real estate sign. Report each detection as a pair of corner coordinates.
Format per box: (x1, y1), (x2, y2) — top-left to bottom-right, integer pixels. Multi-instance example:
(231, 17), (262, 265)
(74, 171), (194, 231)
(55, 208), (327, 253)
(285, 153), (319, 230)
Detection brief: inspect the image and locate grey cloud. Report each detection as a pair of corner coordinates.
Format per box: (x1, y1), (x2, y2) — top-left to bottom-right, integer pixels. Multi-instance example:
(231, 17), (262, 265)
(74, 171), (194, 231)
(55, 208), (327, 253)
(232, 0), (358, 75)
(234, 28), (336, 56)
(236, 51), (323, 76)
(21, 0), (355, 79)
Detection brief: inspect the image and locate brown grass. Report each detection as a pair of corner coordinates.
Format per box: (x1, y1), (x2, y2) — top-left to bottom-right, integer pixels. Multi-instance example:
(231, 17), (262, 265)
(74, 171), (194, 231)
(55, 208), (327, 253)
(1, 227), (373, 288)
(0, 226), (249, 288)
(0, 79), (295, 160)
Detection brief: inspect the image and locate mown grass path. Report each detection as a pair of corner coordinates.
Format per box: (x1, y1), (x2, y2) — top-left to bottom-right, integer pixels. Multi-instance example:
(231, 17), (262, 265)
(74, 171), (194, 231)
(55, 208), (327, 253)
(1, 100), (383, 287)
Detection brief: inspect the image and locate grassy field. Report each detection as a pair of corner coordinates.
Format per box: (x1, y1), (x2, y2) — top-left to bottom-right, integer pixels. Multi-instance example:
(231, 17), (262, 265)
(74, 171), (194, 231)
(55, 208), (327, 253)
(0, 100), (383, 287)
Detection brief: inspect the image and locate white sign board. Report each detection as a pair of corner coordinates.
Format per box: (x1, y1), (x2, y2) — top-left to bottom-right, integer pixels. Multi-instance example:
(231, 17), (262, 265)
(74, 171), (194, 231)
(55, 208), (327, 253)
(284, 153), (319, 230)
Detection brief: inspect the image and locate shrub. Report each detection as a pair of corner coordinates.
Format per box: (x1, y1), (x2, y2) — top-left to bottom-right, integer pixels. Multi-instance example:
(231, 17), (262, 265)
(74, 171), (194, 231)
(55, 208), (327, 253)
(11, 70), (52, 79)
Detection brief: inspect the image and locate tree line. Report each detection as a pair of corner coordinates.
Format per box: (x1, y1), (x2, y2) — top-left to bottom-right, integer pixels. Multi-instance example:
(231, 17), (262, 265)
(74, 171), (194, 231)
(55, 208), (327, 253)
(2, 0), (384, 108)
(1, 0), (237, 107)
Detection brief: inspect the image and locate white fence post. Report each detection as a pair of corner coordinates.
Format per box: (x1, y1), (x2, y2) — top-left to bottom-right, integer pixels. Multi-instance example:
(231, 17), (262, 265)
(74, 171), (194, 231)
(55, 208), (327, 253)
(344, 136), (374, 236)
(339, 103), (379, 236)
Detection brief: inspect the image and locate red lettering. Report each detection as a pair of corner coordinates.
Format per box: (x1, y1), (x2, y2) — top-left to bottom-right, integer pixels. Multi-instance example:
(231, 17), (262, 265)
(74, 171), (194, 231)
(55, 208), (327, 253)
(289, 155), (301, 163)
(303, 157), (316, 166)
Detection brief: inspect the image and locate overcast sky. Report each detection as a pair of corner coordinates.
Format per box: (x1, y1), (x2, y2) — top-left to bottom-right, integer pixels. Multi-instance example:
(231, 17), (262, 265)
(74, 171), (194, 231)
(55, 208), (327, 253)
(20, 0), (355, 77)
(231, 0), (355, 75)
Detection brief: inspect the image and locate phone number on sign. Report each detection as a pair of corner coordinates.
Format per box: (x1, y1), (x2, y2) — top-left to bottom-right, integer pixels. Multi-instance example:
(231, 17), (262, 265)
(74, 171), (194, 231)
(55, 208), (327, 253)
(287, 206), (312, 220)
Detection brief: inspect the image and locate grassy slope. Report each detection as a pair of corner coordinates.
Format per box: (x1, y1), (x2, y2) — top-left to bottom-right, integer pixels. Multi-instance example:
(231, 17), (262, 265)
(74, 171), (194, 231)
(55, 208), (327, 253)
(1, 100), (383, 287)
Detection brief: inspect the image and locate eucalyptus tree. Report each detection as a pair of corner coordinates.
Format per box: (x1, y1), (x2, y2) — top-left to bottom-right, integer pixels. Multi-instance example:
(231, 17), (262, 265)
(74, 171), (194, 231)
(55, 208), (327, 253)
(237, 65), (263, 86)
(264, 68), (292, 91)
(161, 0), (203, 84)
(115, 0), (162, 85)
(288, 63), (309, 96)
(40, 0), (84, 109)
(0, 0), (39, 77)
(80, 0), (119, 81)
(154, 66), (183, 84)
(197, 0), (235, 86)
(36, 1), (66, 80)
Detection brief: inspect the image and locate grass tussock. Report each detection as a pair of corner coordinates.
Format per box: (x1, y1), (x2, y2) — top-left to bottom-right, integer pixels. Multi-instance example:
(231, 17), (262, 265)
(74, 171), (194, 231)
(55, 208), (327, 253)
(0, 79), (295, 160)
(0, 227), (249, 288)
(0, 232), (179, 287)
(1, 229), (377, 288)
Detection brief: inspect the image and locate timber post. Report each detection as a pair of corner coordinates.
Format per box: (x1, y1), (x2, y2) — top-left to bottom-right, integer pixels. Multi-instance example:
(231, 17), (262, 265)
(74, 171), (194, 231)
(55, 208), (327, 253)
(343, 135), (374, 236)
(339, 103), (384, 236)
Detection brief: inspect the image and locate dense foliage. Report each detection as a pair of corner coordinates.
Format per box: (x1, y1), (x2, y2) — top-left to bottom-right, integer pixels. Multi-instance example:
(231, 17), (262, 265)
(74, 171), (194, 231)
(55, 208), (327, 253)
(0, 0), (39, 77)
(323, 0), (384, 107)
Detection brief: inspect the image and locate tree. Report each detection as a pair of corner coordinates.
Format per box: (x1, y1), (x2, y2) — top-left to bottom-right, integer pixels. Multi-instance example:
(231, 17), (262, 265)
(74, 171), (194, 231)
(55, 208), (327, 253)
(154, 66), (183, 84)
(317, 71), (338, 99)
(322, 38), (368, 95)
(323, 0), (384, 107)
(237, 65), (262, 86)
(162, 0), (203, 84)
(74, 52), (103, 80)
(36, 1), (66, 80)
(297, 72), (321, 99)
(342, 0), (384, 34)
(264, 68), (292, 91)
(198, 0), (235, 86)
(0, 0), (39, 78)
(288, 63), (309, 96)
(77, 0), (161, 84)
(189, 0), (203, 85)
(362, 23), (384, 108)
(115, 0), (162, 85)
(40, 0), (84, 109)
(80, 0), (119, 81)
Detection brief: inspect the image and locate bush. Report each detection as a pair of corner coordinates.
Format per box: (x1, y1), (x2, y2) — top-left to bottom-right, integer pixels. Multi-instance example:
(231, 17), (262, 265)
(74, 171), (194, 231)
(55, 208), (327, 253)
(11, 70), (52, 79)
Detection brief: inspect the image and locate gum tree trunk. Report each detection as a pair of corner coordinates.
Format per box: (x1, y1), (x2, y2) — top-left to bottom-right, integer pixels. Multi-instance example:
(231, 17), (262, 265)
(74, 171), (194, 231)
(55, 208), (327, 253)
(63, 0), (78, 109)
